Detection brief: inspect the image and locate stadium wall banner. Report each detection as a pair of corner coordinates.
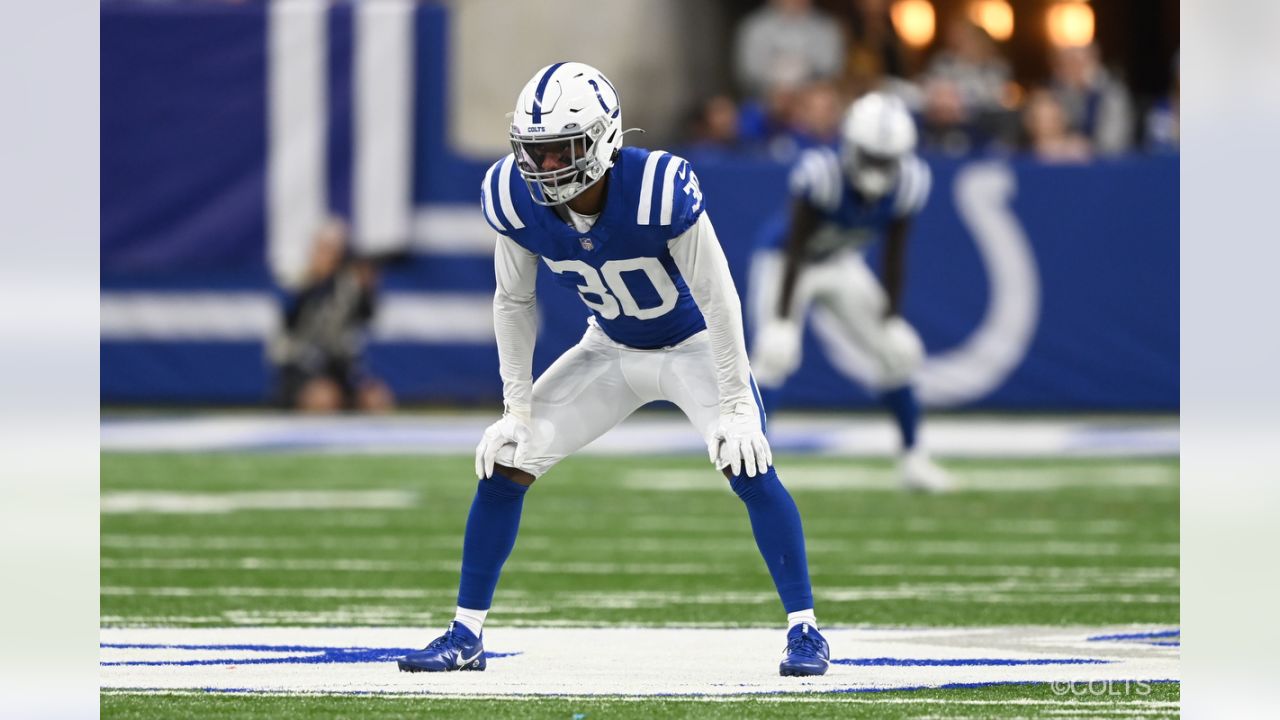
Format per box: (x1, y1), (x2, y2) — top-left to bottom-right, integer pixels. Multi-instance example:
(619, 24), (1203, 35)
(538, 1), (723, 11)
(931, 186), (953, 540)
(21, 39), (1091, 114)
(100, 0), (1177, 410)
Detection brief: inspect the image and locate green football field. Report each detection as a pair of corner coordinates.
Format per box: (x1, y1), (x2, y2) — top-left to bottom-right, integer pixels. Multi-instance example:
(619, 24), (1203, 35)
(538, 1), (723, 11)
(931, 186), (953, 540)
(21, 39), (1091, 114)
(100, 452), (1179, 717)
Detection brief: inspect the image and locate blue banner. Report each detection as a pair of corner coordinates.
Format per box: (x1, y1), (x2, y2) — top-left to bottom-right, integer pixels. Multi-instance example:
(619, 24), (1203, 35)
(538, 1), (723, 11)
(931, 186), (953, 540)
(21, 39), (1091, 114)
(100, 1), (1177, 410)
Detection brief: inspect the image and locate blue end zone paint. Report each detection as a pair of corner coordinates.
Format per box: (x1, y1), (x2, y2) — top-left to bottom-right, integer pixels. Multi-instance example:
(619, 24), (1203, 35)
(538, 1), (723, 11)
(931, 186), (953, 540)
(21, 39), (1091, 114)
(831, 657), (1109, 667)
(100, 643), (520, 667)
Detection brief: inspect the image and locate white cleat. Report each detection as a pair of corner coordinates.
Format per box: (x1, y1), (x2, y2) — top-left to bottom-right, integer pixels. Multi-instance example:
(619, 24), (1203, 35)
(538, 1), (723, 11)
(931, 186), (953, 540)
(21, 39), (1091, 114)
(899, 450), (954, 493)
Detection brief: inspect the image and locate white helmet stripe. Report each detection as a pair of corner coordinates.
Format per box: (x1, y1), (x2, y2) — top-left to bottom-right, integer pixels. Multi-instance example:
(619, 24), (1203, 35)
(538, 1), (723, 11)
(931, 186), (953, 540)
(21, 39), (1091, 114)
(636, 150), (667, 225)
(659, 156), (683, 225)
(481, 160), (505, 231)
(496, 155), (524, 229)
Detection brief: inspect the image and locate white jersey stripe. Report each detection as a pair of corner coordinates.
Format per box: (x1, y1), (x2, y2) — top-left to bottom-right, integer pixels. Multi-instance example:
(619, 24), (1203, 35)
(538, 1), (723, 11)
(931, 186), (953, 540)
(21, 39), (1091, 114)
(915, 160), (932, 209)
(894, 159), (915, 215)
(817, 152), (838, 209)
(496, 155), (524, 229)
(894, 157), (921, 216)
(481, 161), (505, 231)
(636, 150), (667, 224)
(799, 154), (820, 196)
(659, 155), (683, 225)
(822, 151), (843, 209)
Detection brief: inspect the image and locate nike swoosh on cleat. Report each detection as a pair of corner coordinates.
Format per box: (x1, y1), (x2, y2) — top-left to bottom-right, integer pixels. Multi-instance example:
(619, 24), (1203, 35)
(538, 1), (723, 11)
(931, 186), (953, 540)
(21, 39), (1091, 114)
(456, 649), (483, 667)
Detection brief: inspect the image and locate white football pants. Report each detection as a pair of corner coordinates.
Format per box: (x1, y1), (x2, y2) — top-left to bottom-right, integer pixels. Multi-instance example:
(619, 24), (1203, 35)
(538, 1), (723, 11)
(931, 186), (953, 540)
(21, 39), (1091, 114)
(748, 247), (918, 390)
(494, 319), (760, 478)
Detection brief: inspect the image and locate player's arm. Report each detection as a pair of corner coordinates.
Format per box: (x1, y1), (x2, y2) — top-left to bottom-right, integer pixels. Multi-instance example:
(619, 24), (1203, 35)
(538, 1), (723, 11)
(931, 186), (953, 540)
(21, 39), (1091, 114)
(668, 212), (772, 477)
(776, 198), (822, 320)
(750, 198), (821, 390)
(476, 233), (540, 480)
(880, 217), (910, 318)
(882, 155), (931, 318)
(493, 234), (539, 418)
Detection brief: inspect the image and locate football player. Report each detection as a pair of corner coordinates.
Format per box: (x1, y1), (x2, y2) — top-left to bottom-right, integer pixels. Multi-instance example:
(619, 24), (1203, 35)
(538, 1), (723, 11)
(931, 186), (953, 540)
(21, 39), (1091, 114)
(397, 63), (828, 677)
(749, 92), (953, 492)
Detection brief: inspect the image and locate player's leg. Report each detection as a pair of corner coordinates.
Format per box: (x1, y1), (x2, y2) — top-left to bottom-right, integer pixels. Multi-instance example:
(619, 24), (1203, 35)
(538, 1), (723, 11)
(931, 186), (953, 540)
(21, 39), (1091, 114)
(812, 251), (951, 492)
(657, 335), (828, 676)
(457, 328), (645, 621)
(400, 324), (646, 672)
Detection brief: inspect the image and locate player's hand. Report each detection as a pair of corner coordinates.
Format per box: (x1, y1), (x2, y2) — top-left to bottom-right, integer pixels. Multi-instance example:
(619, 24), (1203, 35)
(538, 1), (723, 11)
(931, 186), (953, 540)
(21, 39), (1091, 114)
(475, 414), (531, 479)
(751, 318), (802, 387)
(876, 316), (924, 382)
(709, 404), (773, 478)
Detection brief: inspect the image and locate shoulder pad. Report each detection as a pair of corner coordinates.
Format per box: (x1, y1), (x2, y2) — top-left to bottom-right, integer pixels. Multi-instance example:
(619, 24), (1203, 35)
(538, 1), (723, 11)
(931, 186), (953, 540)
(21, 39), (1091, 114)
(788, 147), (843, 212)
(480, 154), (528, 235)
(634, 150), (705, 235)
(893, 155), (932, 217)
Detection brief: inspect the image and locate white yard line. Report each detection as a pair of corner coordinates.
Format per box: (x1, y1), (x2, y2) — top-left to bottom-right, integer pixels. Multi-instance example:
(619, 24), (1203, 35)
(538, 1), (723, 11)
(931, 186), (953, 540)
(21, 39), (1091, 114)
(98, 557), (1177, 585)
(623, 466), (1177, 493)
(100, 490), (418, 514)
(101, 584), (1176, 606)
(100, 414), (1178, 457)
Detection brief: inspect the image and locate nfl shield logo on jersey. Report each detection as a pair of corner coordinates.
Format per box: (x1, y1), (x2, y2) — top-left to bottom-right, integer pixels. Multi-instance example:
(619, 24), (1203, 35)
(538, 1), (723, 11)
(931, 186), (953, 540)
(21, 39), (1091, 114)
(580, 237), (594, 251)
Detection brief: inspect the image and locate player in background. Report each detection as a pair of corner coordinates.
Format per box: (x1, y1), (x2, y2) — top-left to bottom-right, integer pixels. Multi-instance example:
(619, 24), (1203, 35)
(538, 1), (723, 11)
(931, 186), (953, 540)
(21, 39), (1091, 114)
(398, 62), (829, 677)
(749, 93), (953, 492)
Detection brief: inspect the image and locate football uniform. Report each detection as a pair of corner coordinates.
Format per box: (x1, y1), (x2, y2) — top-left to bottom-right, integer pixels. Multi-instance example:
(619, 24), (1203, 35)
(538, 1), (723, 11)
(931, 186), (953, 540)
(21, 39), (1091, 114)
(401, 62), (823, 679)
(749, 146), (931, 389)
(481, 147), (763, 477)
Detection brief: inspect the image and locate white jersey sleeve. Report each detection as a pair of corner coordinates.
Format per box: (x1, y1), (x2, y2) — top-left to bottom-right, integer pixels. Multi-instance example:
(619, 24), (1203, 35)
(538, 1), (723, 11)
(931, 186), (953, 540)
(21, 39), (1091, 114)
(667, 211), (756, 415)
(493, 233), (540, 420)
(893, 154), (932, 217)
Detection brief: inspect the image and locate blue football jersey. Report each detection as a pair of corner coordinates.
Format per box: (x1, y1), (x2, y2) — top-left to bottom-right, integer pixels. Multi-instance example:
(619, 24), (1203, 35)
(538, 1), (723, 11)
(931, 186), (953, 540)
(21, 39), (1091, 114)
(757, 146), (931, 256)
(481, 147), (709, 350)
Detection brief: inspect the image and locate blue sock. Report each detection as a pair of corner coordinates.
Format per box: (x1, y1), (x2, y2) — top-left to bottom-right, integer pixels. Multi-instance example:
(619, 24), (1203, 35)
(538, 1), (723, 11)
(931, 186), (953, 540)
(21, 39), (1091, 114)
(456, 472), (529, 611)
(729, 466), (814, 613)
(880, 385), (920, 450)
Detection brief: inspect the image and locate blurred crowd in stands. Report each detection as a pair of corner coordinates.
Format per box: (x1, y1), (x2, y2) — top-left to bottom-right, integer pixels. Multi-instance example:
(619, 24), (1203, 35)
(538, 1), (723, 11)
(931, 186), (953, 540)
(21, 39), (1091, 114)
(682, 0), (1178, 163)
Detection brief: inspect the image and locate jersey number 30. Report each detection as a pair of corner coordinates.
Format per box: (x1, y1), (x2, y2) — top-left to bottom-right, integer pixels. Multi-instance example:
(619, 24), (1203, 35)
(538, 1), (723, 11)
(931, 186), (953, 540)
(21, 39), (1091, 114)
(545, 257), (677, 320)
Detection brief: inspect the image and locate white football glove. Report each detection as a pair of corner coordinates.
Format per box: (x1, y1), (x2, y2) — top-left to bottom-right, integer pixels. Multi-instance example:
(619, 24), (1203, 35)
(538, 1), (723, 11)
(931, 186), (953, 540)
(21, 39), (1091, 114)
(474, 414), (531, 480)
(750, 317), (802, 387)
(876, 316), (925, 386)
(709, 403), (773, 478)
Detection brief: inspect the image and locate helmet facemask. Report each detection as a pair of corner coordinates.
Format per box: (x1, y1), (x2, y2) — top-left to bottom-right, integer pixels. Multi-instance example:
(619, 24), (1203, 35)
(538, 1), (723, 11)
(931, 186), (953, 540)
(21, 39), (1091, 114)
(511, 116), (610, 206)
(838, 92), (917, 201)
(845, 145), (901, 200)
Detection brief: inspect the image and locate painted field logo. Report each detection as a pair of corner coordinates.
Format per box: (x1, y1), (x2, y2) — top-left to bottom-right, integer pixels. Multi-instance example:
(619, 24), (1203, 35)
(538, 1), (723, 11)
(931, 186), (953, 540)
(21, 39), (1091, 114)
(100, 643), (520, 667)
(100, 627), (1179, 697)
